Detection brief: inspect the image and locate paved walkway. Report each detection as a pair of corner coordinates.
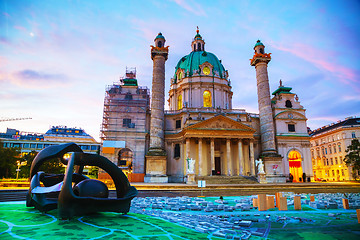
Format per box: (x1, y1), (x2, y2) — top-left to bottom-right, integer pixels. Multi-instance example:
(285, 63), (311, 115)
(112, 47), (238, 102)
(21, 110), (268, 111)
(1, 182), (359, 201)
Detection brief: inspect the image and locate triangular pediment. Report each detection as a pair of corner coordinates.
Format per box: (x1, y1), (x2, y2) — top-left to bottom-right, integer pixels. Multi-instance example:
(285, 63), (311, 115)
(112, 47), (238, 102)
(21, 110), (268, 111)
(186, 115), (255, 132)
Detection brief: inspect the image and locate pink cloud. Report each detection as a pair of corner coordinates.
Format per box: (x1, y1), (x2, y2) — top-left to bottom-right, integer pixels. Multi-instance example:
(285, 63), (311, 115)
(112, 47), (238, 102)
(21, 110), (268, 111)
(272, 42), (359, 89)
(0, 69), (69, 89)
(171, 0), (207, 16)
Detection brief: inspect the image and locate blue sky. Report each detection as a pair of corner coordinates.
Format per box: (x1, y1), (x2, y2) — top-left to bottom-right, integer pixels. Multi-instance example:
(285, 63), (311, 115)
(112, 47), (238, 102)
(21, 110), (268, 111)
(1, 0), (359, 141)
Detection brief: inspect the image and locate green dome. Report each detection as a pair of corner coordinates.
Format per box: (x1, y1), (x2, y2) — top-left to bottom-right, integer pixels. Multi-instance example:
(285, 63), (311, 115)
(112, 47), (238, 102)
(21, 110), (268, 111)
(254, 40), (264, 48)
(194, 33), (202, 40)
(155, 32), (165, 40)
(174, 51), (226, 80)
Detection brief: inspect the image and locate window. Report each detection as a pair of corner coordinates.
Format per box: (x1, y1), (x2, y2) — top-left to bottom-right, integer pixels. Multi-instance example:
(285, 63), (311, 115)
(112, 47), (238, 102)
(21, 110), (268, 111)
(340, 156), (343, 163)
(352, 132), (356, 138)
(288, 124), (295, 132)
(30, 143), (36, 149)
(23, 143), (30, 148)
(174, 144), (180, 158)
(157, 41), (162, 48)
(335, 157), (338, 165)
(325, 148), (327, 155)
(285, 100), (292, 108)
(341, 169), (344, 176)
(80, 145), (90, 150)
(91, 145), (98, 151)
(13, 143), (21, 148)
(125, 93), (133, 100)
(178, 71), (182, 80)
(333, 144), (336, 153)
(260, 48), (264, 54)
(118, 148), (133, 168)
(193, 44), (196, 51)
(330, 158), (333, 165)
(316, 149), (320, 157)
(176, 120), (181, 129)
(203, 90), (212, 107)
(123, 119), (132, 128)
(177, 95), (182, 110)
(36, 144), (43, 149)
(198, 42), (201, 51)
(321, 147), (325, 156)
(329, 145), (332, 154)
(338, 143), (341, 152)
(326, 159), (329, 165)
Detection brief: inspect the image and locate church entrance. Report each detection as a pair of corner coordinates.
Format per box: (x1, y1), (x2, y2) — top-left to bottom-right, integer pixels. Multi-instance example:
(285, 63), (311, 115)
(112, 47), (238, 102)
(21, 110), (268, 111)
(288, 150), (303, 182)
(214, 157), (221, 175)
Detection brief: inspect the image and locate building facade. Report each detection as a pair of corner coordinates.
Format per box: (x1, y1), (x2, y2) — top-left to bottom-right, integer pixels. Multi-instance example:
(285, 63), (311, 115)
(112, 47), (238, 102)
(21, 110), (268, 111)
(100, 30), (312, 183)
(1, 126), (99, 156)
(309, 117), (360, 181)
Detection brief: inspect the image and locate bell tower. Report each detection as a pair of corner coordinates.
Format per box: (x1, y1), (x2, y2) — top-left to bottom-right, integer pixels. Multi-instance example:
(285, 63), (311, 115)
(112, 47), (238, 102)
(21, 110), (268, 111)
(251, 40), (285, 183)
(144, 33), (169, 183)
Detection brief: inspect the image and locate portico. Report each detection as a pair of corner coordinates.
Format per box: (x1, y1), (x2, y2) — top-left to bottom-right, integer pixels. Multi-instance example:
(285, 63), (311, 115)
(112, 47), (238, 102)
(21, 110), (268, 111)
(166, 115), (257, 181)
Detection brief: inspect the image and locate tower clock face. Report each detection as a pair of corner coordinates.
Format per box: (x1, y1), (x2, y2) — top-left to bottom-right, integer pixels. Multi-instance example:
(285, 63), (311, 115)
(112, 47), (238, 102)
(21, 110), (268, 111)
(203, 66), (210, 75)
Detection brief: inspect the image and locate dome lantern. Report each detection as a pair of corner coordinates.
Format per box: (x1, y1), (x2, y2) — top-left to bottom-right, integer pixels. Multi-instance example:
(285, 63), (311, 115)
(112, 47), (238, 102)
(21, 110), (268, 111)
(191, 26), (205, 52)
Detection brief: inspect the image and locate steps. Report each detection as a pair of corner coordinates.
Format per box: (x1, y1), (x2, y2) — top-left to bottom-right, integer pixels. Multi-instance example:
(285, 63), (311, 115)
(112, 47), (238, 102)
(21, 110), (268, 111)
(195, 175), (259, 184)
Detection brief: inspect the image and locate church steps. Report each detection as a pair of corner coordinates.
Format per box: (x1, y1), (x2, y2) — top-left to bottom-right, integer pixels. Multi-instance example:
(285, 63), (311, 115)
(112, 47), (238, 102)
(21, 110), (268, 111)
(195, 175), (258, 184)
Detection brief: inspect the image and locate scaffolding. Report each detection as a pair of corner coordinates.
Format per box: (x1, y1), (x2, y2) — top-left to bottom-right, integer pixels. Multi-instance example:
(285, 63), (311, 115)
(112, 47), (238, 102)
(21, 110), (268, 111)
(100, 69), (150, 180)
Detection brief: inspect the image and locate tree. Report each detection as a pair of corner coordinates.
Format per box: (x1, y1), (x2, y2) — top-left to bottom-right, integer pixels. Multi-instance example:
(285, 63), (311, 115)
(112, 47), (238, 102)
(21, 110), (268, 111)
(19, 151), (38, 178)
(0, 141), (20, 178)
(344, 139), (360, 180)
(20, 151), (65, 178)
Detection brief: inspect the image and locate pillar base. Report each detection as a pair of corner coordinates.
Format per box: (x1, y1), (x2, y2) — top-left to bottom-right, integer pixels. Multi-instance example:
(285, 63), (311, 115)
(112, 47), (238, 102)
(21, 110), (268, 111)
(266, 175), (286, 183)
(186, 174), (196, 184)
(144, 175), (168, 183)
(145, 154), (168, 183)
(257, 173), (267, 184)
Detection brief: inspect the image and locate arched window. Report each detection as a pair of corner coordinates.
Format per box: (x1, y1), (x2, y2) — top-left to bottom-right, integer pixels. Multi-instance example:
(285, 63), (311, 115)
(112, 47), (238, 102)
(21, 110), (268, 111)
(118, 148), (133, 168)
(203, 90), (212, 107)
(178, 71), (182, 81)
(157, 41), (162, 48)
(198, 43), (201, 51)
(193, 44), (196, 51)
(260, 48), (264, 54)
(285, 100), (292, 108)
(177, 95), (182, 110)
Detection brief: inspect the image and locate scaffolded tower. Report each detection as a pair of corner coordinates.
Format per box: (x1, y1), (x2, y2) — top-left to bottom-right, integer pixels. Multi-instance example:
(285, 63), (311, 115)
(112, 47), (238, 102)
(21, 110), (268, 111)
(100, 68), (150, 181)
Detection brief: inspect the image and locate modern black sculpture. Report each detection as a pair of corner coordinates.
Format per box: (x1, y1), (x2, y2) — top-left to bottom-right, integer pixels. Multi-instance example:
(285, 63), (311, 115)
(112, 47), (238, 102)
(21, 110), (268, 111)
(26, 142), (138, 219)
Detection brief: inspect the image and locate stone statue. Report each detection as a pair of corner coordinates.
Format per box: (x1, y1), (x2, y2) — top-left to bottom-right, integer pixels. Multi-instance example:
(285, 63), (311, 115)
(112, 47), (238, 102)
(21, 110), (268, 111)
(255, 159), (265, 174)
(186, 157), (195, 174)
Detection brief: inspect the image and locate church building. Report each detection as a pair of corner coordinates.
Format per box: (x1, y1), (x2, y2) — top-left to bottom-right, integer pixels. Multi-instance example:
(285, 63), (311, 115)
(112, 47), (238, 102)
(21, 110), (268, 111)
(100, 29), (312, 183)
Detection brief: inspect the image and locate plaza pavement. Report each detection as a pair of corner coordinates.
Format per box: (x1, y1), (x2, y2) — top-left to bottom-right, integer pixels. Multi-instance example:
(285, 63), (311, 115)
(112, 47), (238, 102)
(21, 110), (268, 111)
(1, 181), (359, 201)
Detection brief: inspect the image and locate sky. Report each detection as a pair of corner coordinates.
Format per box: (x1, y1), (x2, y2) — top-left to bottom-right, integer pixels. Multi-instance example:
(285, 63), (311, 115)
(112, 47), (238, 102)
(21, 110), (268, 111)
(1, 0), (359, 142)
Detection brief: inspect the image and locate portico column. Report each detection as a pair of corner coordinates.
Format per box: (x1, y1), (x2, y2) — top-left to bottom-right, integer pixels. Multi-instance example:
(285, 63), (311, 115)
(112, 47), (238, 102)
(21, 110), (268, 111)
(198, 138), (203, 176)
(250, 140), (255, 175)
(186, 138), (190, 159)
(238, 140), (243, 175)
(211, 138), (215, 175)
(227, 138), (231, 176)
